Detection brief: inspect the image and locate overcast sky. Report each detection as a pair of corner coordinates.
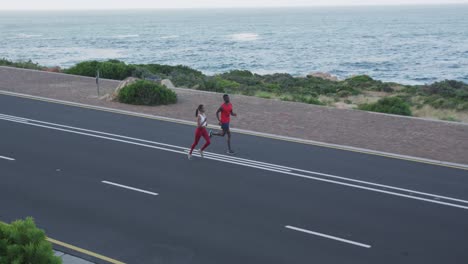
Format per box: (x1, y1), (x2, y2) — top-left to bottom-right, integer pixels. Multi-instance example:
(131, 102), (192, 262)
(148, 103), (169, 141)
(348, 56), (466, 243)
(2, 0), (468, 10)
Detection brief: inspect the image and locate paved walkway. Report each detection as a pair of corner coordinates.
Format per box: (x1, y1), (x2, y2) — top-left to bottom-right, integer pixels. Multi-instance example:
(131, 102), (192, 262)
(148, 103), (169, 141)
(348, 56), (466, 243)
(55, 250), (94, 264)
(1, 66), (467, 165)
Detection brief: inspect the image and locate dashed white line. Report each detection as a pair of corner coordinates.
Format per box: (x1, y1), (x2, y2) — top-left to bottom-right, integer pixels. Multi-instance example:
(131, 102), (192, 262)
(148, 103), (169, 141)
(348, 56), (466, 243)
(0, 155), (15, 161)
(102, 181), (159, 196)
(285, 225), (371, 249)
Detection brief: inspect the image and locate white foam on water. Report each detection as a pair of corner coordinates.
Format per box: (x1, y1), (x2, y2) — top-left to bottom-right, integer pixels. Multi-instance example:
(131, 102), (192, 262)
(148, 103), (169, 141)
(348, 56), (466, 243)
(229, 33), (259, 42)
(113, 34), (140, 39)
(13, 33), (43, 39)
(160, 35), (180, 39)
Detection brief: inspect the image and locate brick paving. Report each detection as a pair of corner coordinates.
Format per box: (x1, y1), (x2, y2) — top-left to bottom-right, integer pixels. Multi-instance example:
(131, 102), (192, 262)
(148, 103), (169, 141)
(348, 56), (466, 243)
(1, 66), (467, 165)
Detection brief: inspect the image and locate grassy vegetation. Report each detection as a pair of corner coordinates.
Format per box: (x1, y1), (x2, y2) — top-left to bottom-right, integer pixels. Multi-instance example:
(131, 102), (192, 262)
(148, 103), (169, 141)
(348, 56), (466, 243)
(2, 58), (468, 118)
(0, 58), (44, 71)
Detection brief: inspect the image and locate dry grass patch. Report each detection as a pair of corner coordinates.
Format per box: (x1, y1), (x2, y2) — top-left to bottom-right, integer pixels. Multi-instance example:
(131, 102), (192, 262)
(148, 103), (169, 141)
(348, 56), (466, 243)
(412, 105), (468, 123)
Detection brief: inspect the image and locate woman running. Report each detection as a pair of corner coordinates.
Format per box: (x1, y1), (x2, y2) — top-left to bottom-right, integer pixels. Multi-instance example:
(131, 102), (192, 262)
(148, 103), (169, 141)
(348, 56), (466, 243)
(188, 104), (211, 160)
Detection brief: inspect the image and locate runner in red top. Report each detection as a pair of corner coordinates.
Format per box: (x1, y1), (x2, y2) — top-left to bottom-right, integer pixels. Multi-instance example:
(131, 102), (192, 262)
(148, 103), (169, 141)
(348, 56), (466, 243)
(210, 94), (237, 154)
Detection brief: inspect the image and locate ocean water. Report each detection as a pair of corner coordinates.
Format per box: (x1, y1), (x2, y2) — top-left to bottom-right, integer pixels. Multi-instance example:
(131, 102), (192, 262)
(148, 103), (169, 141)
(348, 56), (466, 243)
(1, 5), (468, 84)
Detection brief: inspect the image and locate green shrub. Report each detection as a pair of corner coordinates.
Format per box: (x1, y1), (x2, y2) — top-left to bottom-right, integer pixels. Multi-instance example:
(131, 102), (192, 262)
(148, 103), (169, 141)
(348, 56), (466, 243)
(280, 94), (322, 105)
(0, 58), (44, 70)
(201, 77), (241, 93)
(347, 75), (374, 83)
(65, 60), (134, 80)
(256, 91), (273, 99)
(0, 217), (61, 264)
(63, 60), (99, 77)
(337, 90), (351, 97)
(358, 97), (412, 116)
(135, 64), (204, 88)
(98, 60), (135, 80)
(118, 80), (177, 105)
(423, 80), (467, 97)
(344, 75), (392, 92)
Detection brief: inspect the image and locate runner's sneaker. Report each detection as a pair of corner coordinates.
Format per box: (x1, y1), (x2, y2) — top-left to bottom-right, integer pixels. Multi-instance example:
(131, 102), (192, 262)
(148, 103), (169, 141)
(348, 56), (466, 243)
(209, 130), (213, 138)
(187, 153), (192, 160)
(199, 149), (204, 158)
(226, 150), (236, 155)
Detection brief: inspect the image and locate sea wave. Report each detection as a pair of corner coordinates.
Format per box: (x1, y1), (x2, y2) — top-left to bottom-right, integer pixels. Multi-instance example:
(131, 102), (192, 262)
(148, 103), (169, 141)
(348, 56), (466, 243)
(161, 35), (180, 39)
(12, 33), (43, 39)
(229, 33), (259, 42)
(112, 34), (140, 39)
(44, 47), (126, 66)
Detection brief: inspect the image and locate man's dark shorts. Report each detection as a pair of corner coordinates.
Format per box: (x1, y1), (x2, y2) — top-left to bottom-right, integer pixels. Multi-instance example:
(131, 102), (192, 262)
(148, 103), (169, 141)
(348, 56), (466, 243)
(221, 122), (230, 131)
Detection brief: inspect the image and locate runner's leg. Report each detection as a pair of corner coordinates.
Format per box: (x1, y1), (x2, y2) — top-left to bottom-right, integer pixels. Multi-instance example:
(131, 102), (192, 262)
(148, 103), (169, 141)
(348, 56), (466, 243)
(190, 128), (202, 155)
(227, 130), (233, 152)
(200, 128), (211, 151)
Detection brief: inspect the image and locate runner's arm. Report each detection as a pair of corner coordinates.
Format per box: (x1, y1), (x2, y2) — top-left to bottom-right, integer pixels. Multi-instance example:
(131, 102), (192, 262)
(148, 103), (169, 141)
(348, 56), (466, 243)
(216, 107), (222, 124)
(231, 108), (237, 117)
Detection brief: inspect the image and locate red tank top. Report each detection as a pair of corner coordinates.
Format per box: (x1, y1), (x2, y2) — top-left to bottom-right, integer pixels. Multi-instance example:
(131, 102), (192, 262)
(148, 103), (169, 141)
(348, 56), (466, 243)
(220, 103), (232, 123)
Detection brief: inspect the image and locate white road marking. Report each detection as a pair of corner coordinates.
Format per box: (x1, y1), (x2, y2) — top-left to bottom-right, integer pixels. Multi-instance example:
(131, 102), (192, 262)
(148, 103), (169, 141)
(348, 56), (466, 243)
(0, 114), (291, 171)
(3, 113), (463, 204)
(102, 181), (159, 196)
(0, 115), (28, 123)
(0, 155), (15, 161)
(285, 225), (371, 249)
(2, 113), (468, 210)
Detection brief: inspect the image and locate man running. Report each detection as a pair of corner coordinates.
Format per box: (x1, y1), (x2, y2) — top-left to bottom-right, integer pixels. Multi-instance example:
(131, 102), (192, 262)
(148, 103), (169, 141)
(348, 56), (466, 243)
(210, 94), (237, 154)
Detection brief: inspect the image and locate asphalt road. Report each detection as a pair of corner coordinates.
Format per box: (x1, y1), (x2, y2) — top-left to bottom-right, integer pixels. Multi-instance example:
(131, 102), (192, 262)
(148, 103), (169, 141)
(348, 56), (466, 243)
(1, 94), (468, 264)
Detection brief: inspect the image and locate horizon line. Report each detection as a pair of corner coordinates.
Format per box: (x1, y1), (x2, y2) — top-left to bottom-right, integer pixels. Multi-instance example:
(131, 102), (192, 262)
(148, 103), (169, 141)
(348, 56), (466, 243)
(1, 2), (467, 11)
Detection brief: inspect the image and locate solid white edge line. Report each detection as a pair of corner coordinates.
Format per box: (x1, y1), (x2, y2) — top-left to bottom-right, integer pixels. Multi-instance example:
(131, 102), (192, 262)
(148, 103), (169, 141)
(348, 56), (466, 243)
(0, 155), (15, 161)
(3, 114), (468, 210)
(1, 113), (290, 170)
(0, 89), (467, 170)
(102, 181), (158, 196)
(23, 116), (290, 171)
(285, 225), (371, 248)
(0, 114), (291, 172)
(4, 118), (292, 172)
(0, 115), (28, 123)
(3, 113), (467, 205)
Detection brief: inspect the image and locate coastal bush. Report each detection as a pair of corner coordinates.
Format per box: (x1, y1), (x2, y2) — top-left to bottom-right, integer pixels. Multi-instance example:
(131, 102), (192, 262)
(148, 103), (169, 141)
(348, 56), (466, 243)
(0, 217), (62, 264)
(423, 80), (467, 97)
(118, 80), (177, 105)
(256, 91), (273, 99)
(63, 60), (99, 77)
(99, 60), (135, 80)
(136, 64), (205, 88)
(281, 94), (323, 105)
(0, 58), (44, 70)
(10, 58), (462, 112)
(65, 60), (134, 80)
(405, 80), (468, 111)
(343, 75), (394, 92)
(220, 70), (262, 87)
(358, 97), (412, 116)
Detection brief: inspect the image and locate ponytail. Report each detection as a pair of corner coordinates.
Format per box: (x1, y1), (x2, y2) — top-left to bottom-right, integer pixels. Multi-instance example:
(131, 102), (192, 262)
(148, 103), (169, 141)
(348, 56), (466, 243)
(195, 104), (203, 117)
